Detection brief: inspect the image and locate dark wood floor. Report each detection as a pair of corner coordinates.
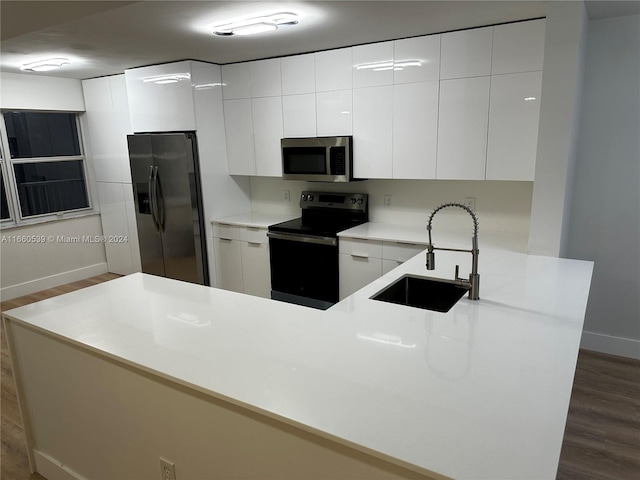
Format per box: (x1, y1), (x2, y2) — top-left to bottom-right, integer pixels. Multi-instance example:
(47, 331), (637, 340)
(1, 274), (639, 480)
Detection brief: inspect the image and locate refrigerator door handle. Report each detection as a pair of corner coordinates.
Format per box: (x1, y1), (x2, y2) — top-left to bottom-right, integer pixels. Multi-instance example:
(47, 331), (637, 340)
(149, 165), (160, 233)
(154, 166), (166, 232)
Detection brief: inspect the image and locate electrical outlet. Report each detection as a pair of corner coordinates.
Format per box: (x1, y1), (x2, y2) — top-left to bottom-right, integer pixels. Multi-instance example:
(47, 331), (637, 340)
(384, 195), (392, 207)
(283, 190), (290, 202)
(464, 197), (476, 212)
(159, 458), (176, 480)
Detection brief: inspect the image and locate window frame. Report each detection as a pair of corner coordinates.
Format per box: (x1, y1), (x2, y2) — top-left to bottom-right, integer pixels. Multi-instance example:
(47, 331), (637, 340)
(0, 111), (97, 228)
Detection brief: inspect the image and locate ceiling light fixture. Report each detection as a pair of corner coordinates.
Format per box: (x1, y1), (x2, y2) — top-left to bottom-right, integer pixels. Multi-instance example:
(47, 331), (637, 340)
(20, 58), (71, 72)
(213, 12), (299, 36)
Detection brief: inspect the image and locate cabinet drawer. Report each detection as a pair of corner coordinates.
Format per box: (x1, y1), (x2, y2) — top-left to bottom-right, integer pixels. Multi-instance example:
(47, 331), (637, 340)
(212, 223), (241, 240)
(382, 241), (426, 263)
(240, 226), (268, 244)
(339, 238), (382, 258)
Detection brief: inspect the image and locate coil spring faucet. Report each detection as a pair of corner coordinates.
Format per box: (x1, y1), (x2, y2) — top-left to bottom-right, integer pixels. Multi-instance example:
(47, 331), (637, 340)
(426, 202), (480, 300)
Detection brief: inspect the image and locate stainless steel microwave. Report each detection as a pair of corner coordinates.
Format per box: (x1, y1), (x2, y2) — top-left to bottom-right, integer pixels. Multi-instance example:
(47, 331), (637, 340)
(281, 136), (354, 182)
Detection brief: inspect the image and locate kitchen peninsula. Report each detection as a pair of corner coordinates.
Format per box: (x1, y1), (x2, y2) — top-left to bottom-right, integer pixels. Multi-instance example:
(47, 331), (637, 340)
(3, 240), (593, 480)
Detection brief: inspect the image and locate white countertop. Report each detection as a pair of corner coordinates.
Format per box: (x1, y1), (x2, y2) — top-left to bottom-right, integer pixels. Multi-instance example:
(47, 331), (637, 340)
(4, 246), (593, 479)
(340, 222), (529, 253)
(212, 212), (298, 228)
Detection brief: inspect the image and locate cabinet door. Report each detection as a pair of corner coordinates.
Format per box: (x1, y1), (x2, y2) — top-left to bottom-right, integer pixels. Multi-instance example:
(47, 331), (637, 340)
(214, 238), (243, 293)
(393, 81), (439, 179)
(283, 94), (317, 137)
(353, 41), (394, 88)
(436, 76), (490, 180)
(394, 35), (440, 84)
(252, 96), (284, 176)
(250, 58), (282, 97)
(222, 63), (251, 99)
(339, 254), (382, 300)
(281, 53), (315, 95)
(241, 241), (271, 298)
(124, 61), (195, 132)
(492, 19), (545, 75)
(315, 48), (353, 92)
(223, 99), (256, 175)
(486, 71), (542, 181)
(440, 27), (493, 79)
(353, 86), (393, 178)
(316, 90), (352, 136)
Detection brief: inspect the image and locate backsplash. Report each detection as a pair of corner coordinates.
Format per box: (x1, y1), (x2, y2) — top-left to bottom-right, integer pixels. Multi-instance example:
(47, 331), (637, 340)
(249, 177), (533, 234)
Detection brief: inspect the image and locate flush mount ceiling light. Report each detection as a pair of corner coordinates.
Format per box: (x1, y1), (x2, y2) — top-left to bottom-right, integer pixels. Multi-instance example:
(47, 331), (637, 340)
(20, 58), (71, 72)
(213, 12), (299, 36)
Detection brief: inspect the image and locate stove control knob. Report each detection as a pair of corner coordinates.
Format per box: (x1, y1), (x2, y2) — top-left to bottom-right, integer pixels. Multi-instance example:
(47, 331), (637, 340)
(302, 194), (309, 201)
(308, 194), (314, 202)
(350, 198), (357, 204)
(357, 198), (364, 205)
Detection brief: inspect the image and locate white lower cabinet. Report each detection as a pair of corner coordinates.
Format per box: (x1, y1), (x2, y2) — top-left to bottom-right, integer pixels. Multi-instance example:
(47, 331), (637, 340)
(339, 237), (426, 300)
(241, 241), (271, 298)
(214, 237), (244, 293)
(213, 223), (271, 298)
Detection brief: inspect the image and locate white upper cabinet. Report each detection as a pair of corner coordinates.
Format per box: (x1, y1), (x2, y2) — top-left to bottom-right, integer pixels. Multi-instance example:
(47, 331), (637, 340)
(440, 27), (493, 79)
(353, 85), (393, 178)
(393, 81), (439, 179)
(492, 19), (545, 75)
(222, 63), (251, 99)
(283, 94), (317, 137)
(394, 35), (441, 84)
(353, 41), (395, 88)
(316, 90), (352, 136)
(252, 96), (284, 177)
(281, 54), (315, 95)
(437, 76), (490, 180)
(223, 99), (256, 175)
(315, 48), (353, 92)
(124, 61), (196, 132)
(250, 58), (282, 97)
(486, 71), (542, 181)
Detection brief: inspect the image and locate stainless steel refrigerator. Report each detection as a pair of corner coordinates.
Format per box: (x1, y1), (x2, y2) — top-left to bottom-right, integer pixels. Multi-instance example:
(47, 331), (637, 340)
(128, 132), (209, 286)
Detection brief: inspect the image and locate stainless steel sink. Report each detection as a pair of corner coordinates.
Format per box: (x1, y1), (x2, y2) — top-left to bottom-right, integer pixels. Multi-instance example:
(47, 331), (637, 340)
(370, 275), (470, 312)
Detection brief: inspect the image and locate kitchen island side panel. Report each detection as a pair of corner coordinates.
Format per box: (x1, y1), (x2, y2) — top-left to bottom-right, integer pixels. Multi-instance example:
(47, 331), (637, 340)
(5, 321), (443, 480)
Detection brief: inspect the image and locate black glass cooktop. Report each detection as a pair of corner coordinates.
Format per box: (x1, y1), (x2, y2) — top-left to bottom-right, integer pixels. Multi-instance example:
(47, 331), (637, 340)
(268, 216), (367, 238)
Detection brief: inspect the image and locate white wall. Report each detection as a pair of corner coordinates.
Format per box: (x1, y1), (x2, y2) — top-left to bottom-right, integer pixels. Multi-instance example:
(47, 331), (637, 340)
(565, 14), (640, 359)
(0, 216), (107, 301)
(0, 72), (85, 111)
(250, 177), (533, 234)
(528, 1), (588, 257)
(0, 73), (106, 300)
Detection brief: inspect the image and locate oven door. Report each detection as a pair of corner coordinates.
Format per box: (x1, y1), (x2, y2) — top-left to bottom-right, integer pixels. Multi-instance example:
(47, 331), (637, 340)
(267, 232), (338, 310)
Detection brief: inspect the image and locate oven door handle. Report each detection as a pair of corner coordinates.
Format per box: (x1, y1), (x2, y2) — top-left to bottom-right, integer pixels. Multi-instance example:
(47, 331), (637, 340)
(267, 232), (337, 247)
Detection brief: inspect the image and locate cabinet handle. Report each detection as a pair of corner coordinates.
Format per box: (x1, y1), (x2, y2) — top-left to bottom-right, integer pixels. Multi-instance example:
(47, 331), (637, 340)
(247, 227), (260, 231)
(351, 253), (369, 259)
(248, 242), (262, 247)
(220, 237), (233, 242)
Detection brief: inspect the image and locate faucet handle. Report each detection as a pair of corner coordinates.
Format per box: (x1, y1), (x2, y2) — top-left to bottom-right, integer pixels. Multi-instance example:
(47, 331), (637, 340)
(455, 265), (464, 282)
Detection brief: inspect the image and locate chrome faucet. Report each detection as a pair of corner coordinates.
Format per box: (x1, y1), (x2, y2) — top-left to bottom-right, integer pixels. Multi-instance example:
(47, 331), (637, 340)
(426, 203), (480, 300)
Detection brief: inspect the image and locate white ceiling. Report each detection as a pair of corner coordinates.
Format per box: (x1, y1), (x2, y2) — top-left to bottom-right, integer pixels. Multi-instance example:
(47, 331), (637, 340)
(1, 1), (638, 80)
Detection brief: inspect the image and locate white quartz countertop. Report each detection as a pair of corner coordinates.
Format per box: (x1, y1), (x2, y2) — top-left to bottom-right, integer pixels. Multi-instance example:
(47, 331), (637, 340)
(211, 212), (297, 228)
(340, 222), (529, 253)
(4, 246), (593, 479)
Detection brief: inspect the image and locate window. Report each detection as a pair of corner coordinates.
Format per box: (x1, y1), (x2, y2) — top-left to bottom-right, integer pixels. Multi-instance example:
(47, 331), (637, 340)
(1, 111), (92, 224)
(1, 169), (10, 221)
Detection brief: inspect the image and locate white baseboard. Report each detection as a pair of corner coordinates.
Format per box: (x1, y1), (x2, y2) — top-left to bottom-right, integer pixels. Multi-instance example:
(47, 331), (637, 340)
(0, 263), (108, 302)
(581, 330), (640, 360)
(34, 449), (86, 480)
